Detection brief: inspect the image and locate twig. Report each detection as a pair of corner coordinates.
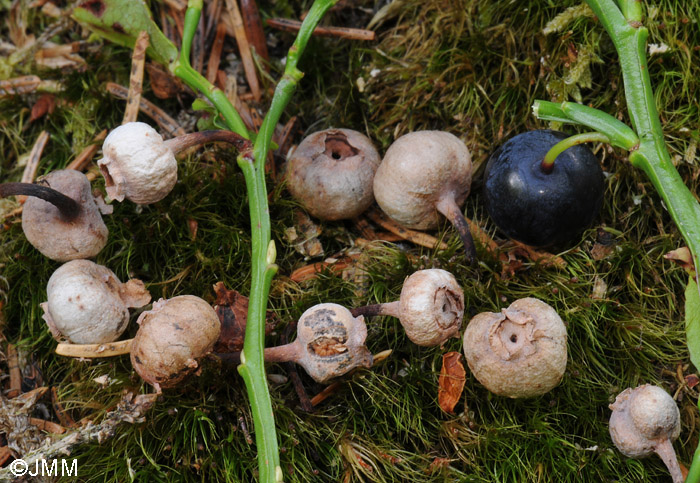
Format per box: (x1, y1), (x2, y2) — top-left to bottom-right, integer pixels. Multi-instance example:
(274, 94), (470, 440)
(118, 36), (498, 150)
(266, 18), (375, 41)
(6, 344), (22, 399)
(51, 386), (76, 429)
(123, 31), (150, 125)
(17, 131), (50, 203)
(28, 417), (66, 434)
(290, 256), (357, 283)
(240, 0), (270, 64)
(0, 392), (157, 481)
(364, 207), (448, 250)
(66, 129), (108, 171)
(281, 318), (314, 412)
(224, 0), (262, 101)
(106, 82), (186, 137)
(206, 22), (227, 84)
(0, 75), (40, 96)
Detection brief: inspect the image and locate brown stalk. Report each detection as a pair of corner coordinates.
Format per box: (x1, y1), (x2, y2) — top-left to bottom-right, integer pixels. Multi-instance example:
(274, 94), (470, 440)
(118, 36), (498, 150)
(122, 31), (149, 125)
(266, 18), (376, 41)
(350, 301), (400, 319)
(435, 194), (477, 265)
(28, 417), (66, 434)
(0, 182), (80, 219)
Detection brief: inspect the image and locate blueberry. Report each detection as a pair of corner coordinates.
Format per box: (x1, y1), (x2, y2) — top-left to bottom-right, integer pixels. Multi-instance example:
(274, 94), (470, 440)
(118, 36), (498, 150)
(483, 129), (604, 247)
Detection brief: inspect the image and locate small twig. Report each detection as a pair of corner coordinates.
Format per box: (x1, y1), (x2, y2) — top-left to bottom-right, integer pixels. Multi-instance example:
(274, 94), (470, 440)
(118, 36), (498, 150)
(364, 207), (449, 250)
(281, 318), (314, 412)
(66, 129), (108, 171)
(224, 0), (261, 101)
(206, 22), (227, 84)
(239, 0), (270, 64)
(17, 131), (50, 203)
(0, 75), (40, 96)
(55, 339), (133, 358)
(266, 18), (375, 41)
(310, 381), (341, 407)
(6, 344), (22, 399)
(51, 386), (77, 429)
(106, 82), (186, 137)
(123, 31), (150, 125)
(28, 417), (66, 434)
(290, 256), (357, 283)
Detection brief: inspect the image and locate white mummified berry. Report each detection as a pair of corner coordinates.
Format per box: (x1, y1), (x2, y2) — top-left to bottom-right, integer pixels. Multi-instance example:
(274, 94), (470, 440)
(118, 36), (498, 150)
(41, 259), (150, 344)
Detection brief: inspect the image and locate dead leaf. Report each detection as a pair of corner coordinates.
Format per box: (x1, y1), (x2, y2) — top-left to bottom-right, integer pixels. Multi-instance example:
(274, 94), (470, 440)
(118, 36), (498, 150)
(664, 246), (695, 276)
(145, 62), (185, 99)
(438, 352), (466, 414)
(29, 94), (55, 122)
(591, 275), (607, 300)
(591, 228), (617, 260)
(212, 282), (276, 353)
(685, 374), (699, 389)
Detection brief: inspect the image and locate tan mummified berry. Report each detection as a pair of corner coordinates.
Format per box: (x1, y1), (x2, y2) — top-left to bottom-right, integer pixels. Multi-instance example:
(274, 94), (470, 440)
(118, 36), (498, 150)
(286, 128), (381, 220)
(463, 298), (567, 398)
(131, 295), (221, 391)
(41, 259), (151, 344)
(373, 131), (477, 263)
(353, 269), (464, 347)
(265, 303), (373, 384)
(609, 384), (683, 483)
(22, 170), (111, 261)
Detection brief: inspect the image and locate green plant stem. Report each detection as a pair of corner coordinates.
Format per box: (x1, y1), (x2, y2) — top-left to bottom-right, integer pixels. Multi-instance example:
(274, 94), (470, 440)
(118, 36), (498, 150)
(541, 132), (610, 173)
(171, 0), (250, 139)
(175, 1), (337, 481)
(532, 100), (638, 150)
(583, 0), (700, 281)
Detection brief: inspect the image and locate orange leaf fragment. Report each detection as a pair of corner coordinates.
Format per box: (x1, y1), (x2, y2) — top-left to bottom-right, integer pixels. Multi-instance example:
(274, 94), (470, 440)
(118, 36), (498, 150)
(438, 351), (466, 414)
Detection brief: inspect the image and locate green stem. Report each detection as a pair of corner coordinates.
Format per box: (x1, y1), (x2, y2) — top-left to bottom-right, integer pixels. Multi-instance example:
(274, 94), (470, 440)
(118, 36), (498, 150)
(688, 436), (700, 483)
(583, 0), (700, 279)
(176, 1), (338, 482)
(171, 0), (250, 139)
(541, 132), (611, 173)
(532, 100), (638, 150)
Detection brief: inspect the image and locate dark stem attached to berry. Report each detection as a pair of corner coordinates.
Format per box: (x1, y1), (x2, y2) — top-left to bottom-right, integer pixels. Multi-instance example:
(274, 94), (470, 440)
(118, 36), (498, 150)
(0, 182), (81, 220)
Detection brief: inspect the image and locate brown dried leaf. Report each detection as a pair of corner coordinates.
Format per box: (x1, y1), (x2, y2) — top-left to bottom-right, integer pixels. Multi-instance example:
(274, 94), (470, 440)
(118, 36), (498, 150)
(145, 62), (185, 99)
(29, 94), (55, 122)
(664, 246), (696, 276)
(212, 283), (276, 353)
(685, 373), (699, 389)
(438, 352), (466, 414)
